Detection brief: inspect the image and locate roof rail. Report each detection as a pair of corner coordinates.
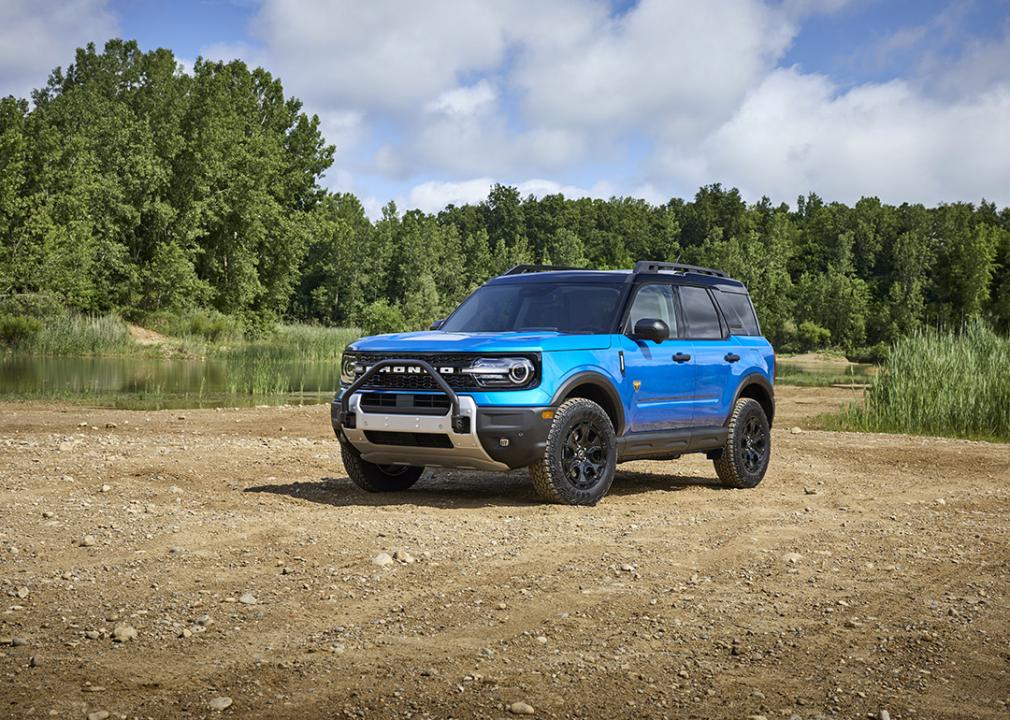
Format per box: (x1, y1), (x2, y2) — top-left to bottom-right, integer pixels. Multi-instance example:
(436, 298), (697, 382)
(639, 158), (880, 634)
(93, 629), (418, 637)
(503, 264), (581, 276)
(633, 260), (728, 278)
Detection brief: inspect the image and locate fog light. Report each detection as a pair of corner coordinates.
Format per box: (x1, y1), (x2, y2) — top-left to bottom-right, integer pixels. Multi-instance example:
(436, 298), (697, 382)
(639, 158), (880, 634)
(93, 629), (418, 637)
(499, 438), (510, 447)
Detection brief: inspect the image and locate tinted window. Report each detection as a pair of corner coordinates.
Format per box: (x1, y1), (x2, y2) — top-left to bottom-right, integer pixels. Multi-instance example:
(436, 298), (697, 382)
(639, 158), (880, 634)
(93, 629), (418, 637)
(717, 291), (760, 335)
(679, 286), (723, 339)
(626, 284), (678, 336)
(441, 282), (623, 333)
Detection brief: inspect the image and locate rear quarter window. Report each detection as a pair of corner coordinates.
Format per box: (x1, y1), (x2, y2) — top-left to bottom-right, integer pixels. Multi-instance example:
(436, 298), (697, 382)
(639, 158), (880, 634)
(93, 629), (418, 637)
(717, 291), (760, 336)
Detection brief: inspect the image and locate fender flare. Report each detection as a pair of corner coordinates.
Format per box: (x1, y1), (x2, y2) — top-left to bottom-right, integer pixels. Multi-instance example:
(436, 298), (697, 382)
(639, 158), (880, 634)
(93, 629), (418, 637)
(731, 373), (776, 426)
(550, 370), (626, 435)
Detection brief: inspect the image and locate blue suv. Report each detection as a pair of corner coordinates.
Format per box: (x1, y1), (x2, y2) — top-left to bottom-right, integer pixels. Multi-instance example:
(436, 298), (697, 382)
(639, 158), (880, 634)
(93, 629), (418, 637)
(333, 261), (775, 505)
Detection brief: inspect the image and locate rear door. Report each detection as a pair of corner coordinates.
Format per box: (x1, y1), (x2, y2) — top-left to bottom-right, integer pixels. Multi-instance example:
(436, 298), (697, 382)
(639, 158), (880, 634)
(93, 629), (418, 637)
(619, 282), (697, 432)
(677, 284), (734, 427)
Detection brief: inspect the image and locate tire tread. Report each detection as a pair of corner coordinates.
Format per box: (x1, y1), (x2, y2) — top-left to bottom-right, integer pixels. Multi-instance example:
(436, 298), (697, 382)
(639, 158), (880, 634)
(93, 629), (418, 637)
(341, 439), (423, 492)
(714, 397), (768, 489)
(528, 398), (616, 505)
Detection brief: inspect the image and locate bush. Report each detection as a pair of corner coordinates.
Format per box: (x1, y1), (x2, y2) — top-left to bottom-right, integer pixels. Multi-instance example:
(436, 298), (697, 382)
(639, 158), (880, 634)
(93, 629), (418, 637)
(0, 292), (64, 319)
(0, 314), (42, 346)
(145, 309), (244, 343)
(358, 300), (405, 336)
(778, 319), (834, 354)
(847, 342), (889, 364)
(796, 320), (832, 352)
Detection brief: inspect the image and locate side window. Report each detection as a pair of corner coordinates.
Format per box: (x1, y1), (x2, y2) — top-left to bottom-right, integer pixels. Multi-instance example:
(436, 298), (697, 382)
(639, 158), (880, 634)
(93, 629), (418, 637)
(626, 284), (678, 337)
(717, 291), (760, 336)
(678, 286), (723, 339)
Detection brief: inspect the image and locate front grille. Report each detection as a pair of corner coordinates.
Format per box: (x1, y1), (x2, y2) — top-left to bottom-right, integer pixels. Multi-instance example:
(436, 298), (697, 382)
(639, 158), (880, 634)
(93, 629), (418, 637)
(364, 431), (453, 449)
(360, 392), (451, 415)
(353, 353), (480, 390)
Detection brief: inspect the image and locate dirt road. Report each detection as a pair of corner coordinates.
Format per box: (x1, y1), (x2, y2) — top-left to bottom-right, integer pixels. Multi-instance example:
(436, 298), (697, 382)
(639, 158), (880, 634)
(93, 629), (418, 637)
(2, 387), (1009, 719)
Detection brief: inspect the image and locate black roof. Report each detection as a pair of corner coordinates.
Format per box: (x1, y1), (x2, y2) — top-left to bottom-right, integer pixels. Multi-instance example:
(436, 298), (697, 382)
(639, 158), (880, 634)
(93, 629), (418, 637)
(489, 262), (746, 290)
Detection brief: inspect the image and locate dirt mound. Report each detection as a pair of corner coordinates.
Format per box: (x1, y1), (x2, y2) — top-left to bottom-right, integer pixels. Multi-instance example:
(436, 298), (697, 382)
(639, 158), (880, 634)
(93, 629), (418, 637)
(780, 351), (853, 365)
(127, 324), (170, 346)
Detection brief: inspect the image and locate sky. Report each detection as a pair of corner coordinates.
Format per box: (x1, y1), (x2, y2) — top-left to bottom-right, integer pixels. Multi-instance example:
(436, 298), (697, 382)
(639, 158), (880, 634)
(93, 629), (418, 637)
(2, 0), (1010, 217)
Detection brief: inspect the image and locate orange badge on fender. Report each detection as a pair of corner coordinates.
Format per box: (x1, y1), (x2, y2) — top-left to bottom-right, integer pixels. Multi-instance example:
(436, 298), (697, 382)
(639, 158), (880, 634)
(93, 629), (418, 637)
(633, 380), (641, 391)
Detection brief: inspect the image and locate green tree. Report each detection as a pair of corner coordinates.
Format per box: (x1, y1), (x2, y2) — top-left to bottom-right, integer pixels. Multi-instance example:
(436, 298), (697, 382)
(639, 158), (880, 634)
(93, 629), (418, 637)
(542, 228), (588, 267)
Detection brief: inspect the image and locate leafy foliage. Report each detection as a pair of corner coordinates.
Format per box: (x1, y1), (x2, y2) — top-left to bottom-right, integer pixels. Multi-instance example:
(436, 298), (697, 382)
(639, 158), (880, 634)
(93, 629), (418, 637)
(2, 39), (1010, 355)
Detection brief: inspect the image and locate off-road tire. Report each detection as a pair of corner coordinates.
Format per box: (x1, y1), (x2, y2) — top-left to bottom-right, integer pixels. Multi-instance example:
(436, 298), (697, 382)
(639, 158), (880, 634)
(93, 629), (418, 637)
(529, 398), (617, 505)
(341, 438), (424, 492)
(714, 397), (770, 489)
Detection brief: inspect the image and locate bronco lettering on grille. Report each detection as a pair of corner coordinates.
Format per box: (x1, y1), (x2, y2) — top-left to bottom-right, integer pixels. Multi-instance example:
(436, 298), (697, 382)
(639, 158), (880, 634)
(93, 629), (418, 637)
(365, 365), (457, 375)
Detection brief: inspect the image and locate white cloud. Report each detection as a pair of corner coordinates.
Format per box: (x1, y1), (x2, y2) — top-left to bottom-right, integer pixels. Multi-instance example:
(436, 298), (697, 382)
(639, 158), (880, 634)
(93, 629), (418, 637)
(662, 67), (1010, 206)
(425, 80), (497, 117)
(0, 0), (117, 99)
(928, 27), (1010, 99)
(405, 177), (615, 214)
(248, 0), (525, 112)
(316, 110), (364, 157)
(513, 0), (797, 140)
(207, 0), (1010, 208)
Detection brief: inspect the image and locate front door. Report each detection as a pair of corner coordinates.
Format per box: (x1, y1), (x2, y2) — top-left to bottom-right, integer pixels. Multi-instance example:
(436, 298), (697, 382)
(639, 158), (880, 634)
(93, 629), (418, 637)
(620, 282), (697, 432)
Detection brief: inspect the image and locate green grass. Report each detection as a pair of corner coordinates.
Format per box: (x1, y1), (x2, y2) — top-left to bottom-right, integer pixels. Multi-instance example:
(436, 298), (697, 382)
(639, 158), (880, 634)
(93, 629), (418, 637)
(5, 313), (134, 355)
(823, 321), (1010, 442)
(216, 324), (360, 362)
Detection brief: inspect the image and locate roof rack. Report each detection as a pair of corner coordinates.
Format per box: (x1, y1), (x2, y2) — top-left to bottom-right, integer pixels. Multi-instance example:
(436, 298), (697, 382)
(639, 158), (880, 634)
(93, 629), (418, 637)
(633, 260), (728, 278)
(503, 264), (581, 275)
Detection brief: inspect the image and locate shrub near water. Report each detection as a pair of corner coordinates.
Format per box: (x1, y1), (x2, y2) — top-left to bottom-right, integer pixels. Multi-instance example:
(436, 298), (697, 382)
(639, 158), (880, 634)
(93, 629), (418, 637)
(0, 312), (133, 355)
(836, 322), (1010, 441)
(220, 325), (361, 362)
(216, 325), (360, 395)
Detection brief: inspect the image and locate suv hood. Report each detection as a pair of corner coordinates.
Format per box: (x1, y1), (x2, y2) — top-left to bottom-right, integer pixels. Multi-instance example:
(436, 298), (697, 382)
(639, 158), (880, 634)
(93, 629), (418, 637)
(349, 331), (611, 353)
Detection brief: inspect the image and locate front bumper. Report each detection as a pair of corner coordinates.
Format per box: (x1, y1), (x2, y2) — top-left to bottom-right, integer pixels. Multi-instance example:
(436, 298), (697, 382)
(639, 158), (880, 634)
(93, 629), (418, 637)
(331, 394), (552, 471)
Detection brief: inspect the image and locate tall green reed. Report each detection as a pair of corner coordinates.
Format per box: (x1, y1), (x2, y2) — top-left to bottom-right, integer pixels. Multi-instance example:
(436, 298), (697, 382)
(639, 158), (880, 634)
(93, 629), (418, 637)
(831, 321), (1010, 441)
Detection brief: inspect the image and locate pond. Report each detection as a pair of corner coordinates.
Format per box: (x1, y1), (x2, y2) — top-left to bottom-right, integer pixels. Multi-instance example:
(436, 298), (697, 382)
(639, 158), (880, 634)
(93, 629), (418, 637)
(0, 353), (877, 410)
(775, 358), (876, 387)
(0, 354), (341, 409)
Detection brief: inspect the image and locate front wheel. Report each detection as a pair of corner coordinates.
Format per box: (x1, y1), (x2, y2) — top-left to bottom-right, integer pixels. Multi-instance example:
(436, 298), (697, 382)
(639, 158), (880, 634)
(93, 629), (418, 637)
(528, 398), (617, 505)
(714, 397), (770, 488)
(341, 438), (424, 492)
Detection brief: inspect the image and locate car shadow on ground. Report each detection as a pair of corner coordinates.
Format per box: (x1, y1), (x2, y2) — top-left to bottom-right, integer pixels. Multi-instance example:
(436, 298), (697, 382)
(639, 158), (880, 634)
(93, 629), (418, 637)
(609, 470), (725, 495)
(244, 469), (723, 509)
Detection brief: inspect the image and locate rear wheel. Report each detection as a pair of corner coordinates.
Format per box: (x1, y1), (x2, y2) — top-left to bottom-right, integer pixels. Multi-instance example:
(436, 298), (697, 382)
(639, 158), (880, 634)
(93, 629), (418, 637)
(529, 398), (617, 505)
(341, 438), (424, 492)
(714, 397), (770, 488)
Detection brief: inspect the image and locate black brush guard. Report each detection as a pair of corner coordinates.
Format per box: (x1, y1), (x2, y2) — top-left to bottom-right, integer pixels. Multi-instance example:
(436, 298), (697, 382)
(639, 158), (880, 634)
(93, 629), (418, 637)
(338, 358), (468, 433)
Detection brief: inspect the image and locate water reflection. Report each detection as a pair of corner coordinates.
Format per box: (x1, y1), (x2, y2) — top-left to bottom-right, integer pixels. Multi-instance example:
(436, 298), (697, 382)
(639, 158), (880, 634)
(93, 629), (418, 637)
(0, 355), (340, 409)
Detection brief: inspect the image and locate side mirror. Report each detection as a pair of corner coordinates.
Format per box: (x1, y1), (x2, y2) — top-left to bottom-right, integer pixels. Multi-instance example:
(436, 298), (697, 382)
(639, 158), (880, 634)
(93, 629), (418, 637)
(430, 319), (445, 330)
(632, 318), (670, 343)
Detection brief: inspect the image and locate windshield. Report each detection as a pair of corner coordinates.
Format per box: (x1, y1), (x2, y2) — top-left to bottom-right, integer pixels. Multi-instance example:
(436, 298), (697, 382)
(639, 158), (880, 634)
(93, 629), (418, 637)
(441, 282), (625, 334)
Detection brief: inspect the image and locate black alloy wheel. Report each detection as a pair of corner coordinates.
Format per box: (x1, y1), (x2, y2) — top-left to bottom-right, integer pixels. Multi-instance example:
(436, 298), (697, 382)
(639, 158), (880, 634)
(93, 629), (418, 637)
(561, 419), (609, 489)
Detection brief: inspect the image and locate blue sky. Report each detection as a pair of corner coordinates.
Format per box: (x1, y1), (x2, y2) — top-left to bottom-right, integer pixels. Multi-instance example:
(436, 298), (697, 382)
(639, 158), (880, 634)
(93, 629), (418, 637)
(3, 0), (1010, 214)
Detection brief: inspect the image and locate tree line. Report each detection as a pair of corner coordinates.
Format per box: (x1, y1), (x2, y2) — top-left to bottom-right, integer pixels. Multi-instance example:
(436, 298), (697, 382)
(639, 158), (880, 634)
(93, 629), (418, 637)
(2, 40), (1009, 355)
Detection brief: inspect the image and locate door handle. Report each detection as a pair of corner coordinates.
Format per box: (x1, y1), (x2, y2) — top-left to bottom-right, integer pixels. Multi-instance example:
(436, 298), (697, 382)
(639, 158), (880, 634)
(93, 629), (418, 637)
(672, 352), (691, 363)
(724, 353), (741, 363)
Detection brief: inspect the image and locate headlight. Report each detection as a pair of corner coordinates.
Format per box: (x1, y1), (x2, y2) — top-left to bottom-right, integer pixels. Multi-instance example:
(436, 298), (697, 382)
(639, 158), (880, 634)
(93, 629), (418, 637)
(340, 352), (360, 385)
(462, 357), (536, 387)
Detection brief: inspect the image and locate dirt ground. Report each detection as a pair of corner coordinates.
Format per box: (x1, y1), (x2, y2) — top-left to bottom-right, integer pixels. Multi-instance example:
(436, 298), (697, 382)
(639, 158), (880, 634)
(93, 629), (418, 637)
(1, 386), (1009, 720)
